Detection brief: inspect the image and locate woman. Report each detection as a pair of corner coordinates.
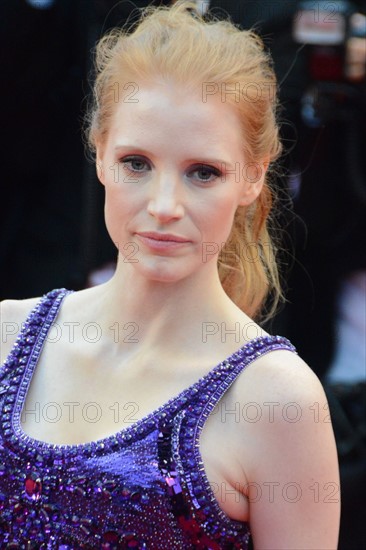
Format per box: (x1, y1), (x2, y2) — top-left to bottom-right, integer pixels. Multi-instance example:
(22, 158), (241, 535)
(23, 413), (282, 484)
(0, 2), (340, 548)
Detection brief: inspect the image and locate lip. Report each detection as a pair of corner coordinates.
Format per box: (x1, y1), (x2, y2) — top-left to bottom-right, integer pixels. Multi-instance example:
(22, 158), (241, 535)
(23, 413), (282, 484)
(135, 231), (191, 251)
(136, 232), (190, 243)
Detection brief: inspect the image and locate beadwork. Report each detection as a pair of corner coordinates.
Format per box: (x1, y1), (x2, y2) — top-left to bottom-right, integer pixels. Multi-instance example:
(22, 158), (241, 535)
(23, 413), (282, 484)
(0, 289), (297, 548)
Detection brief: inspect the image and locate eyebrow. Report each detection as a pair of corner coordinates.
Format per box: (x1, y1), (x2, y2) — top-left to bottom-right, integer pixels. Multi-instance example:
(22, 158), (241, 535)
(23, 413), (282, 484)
(114, 145), (148, 152)
(113, 145), (234, 168)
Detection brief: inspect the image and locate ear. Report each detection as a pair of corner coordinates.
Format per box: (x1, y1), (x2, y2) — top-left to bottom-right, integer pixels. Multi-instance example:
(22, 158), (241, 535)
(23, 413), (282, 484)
(238, 157), (269, 206)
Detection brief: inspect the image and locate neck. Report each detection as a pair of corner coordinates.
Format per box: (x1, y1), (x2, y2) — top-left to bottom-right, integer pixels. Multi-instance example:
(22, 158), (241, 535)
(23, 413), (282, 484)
(95, 257), (248, 354)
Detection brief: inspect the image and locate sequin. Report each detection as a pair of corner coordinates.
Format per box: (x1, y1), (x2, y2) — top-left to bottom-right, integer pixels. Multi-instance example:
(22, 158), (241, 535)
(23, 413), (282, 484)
(0, 288), (297, 548)
(24, 471), (42, 501)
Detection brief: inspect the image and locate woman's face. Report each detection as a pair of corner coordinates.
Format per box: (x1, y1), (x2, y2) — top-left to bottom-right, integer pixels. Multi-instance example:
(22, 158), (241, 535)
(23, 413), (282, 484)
(96, 80), (266, 284)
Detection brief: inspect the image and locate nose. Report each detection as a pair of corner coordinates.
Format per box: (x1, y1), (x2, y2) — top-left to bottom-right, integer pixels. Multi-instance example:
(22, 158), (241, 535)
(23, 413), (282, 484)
(147, 173), (185, 222)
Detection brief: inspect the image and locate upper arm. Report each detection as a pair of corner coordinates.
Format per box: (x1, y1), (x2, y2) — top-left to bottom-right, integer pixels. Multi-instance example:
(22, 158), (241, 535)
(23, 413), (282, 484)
(238, 352), (340, 550)
(0, 297), (41, 364)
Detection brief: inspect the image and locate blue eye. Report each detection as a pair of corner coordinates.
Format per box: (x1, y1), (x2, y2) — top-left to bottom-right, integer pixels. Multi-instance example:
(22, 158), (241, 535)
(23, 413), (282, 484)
(188, 164), (222, 183)
(120, 156), (150, 173)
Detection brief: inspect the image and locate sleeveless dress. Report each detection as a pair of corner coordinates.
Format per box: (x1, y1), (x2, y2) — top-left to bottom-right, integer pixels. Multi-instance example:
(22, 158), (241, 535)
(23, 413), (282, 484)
(0, 289), (297, 549)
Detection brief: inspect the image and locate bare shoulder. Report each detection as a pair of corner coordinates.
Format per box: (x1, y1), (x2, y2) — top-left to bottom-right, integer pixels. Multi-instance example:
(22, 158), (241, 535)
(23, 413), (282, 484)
(0, 296), (41, 364)
(231, 348), (340, 549)
(229, 346), (336, 477)
(234, 346), (326, 406)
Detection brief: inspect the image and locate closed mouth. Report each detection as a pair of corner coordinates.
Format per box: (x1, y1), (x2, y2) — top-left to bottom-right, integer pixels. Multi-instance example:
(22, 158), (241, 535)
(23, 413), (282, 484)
(136, 232), (190, 243)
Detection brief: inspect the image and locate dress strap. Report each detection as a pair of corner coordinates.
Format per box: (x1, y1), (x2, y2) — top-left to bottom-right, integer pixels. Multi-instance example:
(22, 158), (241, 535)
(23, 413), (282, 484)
(0, 289), (72, 453)
(1, 288), (71, 378)
(184, 337), (297, 516)
(160, 335), (297, 547)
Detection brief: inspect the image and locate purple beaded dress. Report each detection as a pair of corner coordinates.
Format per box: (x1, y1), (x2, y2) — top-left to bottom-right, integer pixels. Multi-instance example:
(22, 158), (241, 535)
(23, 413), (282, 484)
(0, 289), (297, 549)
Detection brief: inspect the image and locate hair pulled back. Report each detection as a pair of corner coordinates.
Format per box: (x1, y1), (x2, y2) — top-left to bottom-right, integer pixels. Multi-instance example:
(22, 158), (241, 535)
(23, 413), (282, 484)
(85, 1), (284, 321)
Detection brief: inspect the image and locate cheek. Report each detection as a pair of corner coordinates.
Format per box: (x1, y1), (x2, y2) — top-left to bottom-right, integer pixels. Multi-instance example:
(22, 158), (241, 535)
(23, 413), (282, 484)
(199, 195), (238, 240)
(104, 184), (135, 220)
(103, 190), (128, 241)
(103, 200), (118, 247)
(198, 199), (237, 265)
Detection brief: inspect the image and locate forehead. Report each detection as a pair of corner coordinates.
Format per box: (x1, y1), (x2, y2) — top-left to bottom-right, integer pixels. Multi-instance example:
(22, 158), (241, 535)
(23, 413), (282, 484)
(105, 82), (244, 156)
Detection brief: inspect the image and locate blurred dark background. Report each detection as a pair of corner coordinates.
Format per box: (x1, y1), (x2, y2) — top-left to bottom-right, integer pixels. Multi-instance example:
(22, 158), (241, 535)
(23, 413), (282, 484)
(0, 1), (365, 548)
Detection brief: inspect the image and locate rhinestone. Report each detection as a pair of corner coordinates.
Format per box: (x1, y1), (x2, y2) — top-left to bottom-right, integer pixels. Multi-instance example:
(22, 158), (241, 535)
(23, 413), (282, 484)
(24, 472), (42, 501)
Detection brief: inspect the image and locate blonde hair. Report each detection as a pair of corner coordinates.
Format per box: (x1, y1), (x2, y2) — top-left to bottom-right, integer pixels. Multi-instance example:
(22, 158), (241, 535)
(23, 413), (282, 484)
(85, 1), (284, 321)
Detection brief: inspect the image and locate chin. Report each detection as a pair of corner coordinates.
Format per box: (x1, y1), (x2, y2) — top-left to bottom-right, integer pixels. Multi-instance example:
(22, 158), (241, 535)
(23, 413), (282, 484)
(135, 257), (194, 284)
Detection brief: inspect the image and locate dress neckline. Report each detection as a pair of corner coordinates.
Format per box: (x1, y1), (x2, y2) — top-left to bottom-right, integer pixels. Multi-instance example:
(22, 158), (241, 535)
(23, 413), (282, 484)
(1, 288), (296, 462)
